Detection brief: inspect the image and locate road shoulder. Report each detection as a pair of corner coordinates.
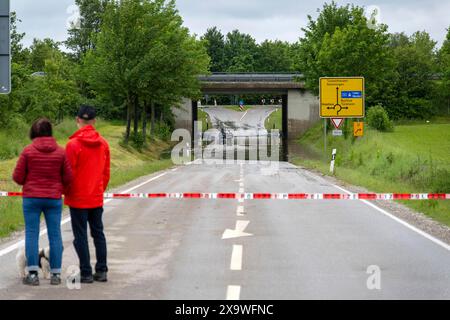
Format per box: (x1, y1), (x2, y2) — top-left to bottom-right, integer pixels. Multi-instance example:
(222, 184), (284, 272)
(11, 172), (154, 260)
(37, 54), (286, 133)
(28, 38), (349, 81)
(296, 165), (450, 246)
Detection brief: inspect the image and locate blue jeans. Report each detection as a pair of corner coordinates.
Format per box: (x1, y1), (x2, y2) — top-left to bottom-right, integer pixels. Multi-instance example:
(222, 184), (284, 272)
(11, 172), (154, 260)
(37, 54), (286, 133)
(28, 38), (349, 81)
(23, 198), (63, 274)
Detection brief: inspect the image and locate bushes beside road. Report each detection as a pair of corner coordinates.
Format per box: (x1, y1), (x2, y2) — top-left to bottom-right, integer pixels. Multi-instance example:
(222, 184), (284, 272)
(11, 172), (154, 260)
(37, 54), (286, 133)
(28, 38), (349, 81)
(292, 118), (450, 226)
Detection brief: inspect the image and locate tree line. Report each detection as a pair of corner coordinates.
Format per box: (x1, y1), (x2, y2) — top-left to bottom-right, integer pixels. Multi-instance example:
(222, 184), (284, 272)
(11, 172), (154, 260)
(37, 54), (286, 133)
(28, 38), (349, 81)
(1, 0), (210, 146)
(0, 1), (449, 148)
(202, 2), (450, 119)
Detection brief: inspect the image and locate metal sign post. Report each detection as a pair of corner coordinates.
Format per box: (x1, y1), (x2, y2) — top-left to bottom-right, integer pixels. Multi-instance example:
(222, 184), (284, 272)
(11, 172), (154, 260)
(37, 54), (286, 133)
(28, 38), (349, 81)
(0, 0), (10, 94)
(324, 119), (327, 157)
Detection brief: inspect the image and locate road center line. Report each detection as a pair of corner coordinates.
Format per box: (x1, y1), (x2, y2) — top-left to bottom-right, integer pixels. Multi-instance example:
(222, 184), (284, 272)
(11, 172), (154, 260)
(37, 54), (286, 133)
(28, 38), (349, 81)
(0, 172), (168, 258)
(230, 245), (243, 270)
(226, 285), (241, 300)
(237, 206), (245, 217)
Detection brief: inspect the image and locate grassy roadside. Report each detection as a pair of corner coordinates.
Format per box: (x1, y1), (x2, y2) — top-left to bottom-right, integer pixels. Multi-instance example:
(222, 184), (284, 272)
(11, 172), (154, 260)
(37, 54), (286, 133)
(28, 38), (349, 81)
(0, 120), (174, 238)
(198, 108), (212, 132)
(291, 119), (450, 227)
(265, 107), (282, 131)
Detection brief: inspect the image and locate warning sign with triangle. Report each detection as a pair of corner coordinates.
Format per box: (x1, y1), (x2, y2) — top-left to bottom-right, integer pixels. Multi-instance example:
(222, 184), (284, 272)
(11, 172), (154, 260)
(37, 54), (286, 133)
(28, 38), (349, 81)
(331, 118), (344, 129)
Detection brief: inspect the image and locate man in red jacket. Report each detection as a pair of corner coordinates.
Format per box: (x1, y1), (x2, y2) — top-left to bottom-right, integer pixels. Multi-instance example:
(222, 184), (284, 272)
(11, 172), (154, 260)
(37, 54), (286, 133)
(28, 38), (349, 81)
(65, 105), (110, 283)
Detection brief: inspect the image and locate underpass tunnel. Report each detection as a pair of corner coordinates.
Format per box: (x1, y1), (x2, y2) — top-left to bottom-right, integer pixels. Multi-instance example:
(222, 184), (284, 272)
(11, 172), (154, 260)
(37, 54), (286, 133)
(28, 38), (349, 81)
(191, 93), (289, 161)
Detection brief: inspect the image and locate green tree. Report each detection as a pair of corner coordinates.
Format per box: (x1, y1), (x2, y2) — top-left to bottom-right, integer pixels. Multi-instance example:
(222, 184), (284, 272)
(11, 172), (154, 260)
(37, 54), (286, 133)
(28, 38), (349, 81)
(66, 0), (110, 61)
(224, 30), (257, 72)
(298, 2), (397, 112)
(10, 12), (28, 64)
(297, 1), (357, 85)
(389, 31), (438, 118)
(437, 27), (450, 115)
(255, 40), (294, 72)
(0, 13), (30, 128)
(201, 27), (225, 72)
(18, 46), (81, 123)
(83, 0), (209, 143)
(28, 38), (61, 72)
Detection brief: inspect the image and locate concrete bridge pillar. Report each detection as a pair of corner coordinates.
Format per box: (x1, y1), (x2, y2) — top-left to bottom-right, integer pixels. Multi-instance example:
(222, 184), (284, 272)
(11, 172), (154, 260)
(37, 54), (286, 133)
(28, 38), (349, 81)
(172, 98), (195, 135)
(286, 89), (320, 140)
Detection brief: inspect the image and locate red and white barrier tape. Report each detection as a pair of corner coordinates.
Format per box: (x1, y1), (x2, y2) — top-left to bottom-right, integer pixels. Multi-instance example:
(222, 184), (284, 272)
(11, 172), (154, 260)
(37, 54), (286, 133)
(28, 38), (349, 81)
(1, 191), (449, 200)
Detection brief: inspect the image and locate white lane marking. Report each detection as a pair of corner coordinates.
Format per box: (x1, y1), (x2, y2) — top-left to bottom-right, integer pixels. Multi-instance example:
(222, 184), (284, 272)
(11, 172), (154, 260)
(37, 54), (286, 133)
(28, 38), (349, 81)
(119, 173), (167, 195)
(230, 245), (243, 271)
(0, 216), (73, 257)
(171, 168), (178, 172)
(222, 220), (253, 240)
(238, 198), (244, 203)
(185, 159), (202, 166)
(240, 111), (248, 122)
(237, 206), (245, 217)
(0, 173), (168, 257)
(332, 183), (450, 251)
(239, 182), (244, 188)
(239, 188), (244, 193)
(226, 285), (241, 300)
(0, 240), (24, 257)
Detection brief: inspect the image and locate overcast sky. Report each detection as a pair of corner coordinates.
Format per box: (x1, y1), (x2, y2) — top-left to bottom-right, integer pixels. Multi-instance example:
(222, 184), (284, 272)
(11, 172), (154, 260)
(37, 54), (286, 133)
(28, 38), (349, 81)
(11, 0), (450, 49)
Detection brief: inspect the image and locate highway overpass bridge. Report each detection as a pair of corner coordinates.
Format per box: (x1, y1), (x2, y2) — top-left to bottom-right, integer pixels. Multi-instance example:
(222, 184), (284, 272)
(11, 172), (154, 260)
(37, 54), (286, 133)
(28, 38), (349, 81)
(172, 73), (320, 142)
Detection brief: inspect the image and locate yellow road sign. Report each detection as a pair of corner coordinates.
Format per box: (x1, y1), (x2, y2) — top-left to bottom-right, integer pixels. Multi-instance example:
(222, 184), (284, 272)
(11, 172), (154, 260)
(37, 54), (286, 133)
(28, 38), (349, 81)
(320, 77), (365, 118)
(353, 122), (364, 137)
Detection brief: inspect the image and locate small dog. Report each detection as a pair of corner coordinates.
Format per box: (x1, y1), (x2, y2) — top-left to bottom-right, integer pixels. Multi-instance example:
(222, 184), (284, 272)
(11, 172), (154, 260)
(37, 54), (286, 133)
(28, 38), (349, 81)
(16, 247), (51, 279)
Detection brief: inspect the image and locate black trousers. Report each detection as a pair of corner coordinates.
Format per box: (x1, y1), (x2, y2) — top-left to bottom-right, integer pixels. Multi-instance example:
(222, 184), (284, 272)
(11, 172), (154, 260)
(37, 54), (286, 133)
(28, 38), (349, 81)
(70, 207), (108, 277)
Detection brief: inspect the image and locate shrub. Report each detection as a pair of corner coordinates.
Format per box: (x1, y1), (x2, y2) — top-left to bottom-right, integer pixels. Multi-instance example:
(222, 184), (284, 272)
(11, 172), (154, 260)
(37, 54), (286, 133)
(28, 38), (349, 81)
(130, 131), (145, 151)
(367, 105), (393, 131)
(154, 122), (172, 141)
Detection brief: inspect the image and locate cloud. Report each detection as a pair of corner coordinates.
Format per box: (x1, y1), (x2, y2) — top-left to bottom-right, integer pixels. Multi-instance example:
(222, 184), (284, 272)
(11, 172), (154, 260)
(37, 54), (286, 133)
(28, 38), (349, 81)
(12, 0), (75, 47)
(177, 0), (449, 46)
(10, 0), (449, 49)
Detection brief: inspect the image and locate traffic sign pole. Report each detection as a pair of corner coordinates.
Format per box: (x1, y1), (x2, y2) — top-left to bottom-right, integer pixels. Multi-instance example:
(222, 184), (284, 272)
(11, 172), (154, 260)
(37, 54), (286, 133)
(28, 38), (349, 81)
(324, 119), (327, 157)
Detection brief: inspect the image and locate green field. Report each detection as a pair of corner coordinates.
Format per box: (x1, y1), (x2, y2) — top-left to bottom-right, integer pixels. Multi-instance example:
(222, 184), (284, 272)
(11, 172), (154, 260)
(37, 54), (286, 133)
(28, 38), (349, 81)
(197, 108), (212, 131)
(292, 119), (450, 226)
(0, 120), (173, 238)
(265, 108), (282, 131)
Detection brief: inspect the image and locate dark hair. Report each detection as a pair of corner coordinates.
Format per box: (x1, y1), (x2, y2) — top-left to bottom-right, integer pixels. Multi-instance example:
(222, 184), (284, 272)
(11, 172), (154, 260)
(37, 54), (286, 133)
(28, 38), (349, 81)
(30, 118), (53, 140)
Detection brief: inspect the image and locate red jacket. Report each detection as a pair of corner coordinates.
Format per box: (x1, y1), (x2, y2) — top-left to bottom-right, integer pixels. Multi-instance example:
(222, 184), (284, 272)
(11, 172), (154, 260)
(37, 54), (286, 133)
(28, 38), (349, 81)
(13, 137), (73, 199)
(64, 125), (110, 209)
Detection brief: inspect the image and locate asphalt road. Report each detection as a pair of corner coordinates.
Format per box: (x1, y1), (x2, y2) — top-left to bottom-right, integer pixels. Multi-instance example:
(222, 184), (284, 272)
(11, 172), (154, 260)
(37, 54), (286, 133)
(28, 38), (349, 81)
(0, 161), (449, 300)
(203, 106), (278, 137)
(202, 106), (281, 161)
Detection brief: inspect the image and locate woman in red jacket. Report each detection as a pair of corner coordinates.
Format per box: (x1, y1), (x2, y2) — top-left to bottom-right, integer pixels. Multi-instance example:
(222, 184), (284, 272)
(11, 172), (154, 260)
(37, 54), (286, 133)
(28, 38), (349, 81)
(13, 118), (73, 286)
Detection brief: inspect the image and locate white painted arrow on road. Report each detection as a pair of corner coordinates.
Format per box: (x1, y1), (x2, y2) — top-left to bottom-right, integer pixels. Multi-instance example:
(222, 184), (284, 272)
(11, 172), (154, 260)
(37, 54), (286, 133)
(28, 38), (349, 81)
(222, 220), (253, 240)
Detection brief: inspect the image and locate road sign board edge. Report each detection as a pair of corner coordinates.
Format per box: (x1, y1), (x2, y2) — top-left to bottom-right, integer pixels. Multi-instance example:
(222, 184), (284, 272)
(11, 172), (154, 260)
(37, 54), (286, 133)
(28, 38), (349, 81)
(0, 1), (10, 95)
(319, 77), (365, 118)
